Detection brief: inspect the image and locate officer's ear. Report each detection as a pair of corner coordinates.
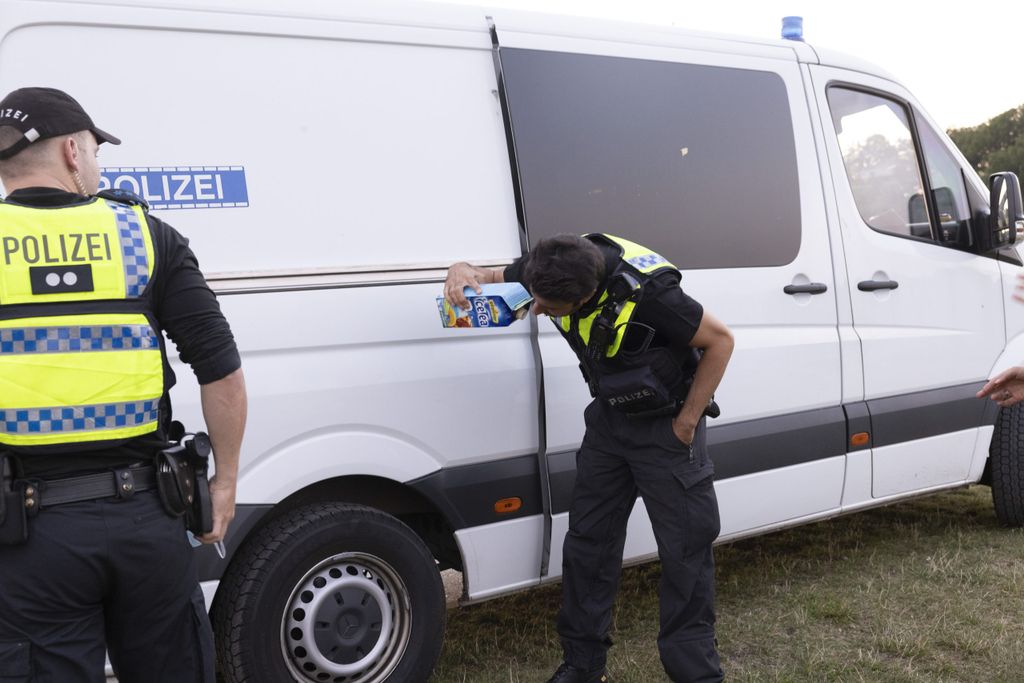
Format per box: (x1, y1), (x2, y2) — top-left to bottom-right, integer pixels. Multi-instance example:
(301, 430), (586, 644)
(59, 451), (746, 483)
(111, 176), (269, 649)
(59, 135), (78, 169)
(61, 134), (90, 176)
(572, 288), (597, 312)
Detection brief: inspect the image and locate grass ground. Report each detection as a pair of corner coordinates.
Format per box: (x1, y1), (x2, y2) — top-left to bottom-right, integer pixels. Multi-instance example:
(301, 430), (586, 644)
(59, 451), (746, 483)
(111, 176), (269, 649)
(433, 486), (1024, 682)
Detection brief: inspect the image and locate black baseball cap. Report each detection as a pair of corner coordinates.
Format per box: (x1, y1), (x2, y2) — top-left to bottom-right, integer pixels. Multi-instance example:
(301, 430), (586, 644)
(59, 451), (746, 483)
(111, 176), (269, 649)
(0, 87), (120, 160)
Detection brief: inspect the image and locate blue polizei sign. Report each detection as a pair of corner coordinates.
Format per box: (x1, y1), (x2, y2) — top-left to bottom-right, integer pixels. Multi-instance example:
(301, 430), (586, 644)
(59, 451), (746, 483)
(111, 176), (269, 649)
(98, 166), (249, 210)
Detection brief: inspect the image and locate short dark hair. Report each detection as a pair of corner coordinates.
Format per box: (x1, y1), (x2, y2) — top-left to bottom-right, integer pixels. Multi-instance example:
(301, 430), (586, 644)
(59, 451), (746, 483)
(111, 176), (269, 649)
(523, 234), (605, 303)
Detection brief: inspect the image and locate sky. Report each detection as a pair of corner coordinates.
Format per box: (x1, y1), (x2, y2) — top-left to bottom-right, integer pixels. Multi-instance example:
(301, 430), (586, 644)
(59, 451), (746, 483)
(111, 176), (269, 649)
(408, 0), (1023, 130)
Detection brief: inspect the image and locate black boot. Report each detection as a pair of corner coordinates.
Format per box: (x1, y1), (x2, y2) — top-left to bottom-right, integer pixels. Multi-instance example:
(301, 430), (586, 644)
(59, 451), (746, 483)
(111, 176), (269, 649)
(544, 662), (608, 683)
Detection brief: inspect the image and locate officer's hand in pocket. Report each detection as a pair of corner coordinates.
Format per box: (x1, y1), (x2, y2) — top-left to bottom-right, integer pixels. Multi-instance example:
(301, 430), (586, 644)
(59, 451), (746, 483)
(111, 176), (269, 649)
(671, 417), (695, 448)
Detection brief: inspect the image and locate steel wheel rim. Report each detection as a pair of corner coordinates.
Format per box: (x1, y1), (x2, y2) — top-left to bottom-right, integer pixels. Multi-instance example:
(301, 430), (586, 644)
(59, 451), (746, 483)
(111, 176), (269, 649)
(281, 552), (412, 682)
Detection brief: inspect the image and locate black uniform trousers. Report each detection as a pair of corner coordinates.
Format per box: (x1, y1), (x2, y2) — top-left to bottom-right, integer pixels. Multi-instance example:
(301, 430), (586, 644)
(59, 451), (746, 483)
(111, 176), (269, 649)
(557, 401), (724, 682)
(0, 489), (214, 682)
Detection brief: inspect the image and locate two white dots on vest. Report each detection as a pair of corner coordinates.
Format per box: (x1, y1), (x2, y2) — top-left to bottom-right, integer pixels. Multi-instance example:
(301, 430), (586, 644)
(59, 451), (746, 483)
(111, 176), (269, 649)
(44, 271), (78, 287)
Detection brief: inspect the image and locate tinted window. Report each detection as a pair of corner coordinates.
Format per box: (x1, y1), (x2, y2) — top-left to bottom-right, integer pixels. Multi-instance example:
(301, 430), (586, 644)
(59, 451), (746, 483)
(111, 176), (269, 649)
(501, 49), (801, 269)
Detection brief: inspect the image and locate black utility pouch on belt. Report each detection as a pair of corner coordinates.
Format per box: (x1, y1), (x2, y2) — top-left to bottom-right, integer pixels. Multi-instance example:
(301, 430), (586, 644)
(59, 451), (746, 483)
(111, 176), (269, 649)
(156, 430), (214, 535)
(598, 365), (675, 415)
(0, 455), (28, 545)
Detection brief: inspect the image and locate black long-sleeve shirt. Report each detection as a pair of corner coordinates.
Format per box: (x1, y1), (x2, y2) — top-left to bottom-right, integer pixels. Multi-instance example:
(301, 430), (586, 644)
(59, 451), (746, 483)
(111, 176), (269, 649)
(3, 188), (240, 477)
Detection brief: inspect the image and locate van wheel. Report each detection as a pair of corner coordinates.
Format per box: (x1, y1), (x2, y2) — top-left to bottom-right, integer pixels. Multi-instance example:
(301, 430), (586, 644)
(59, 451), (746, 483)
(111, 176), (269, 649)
(990, 404), (1024, 526)
(212, 503), (445, 682)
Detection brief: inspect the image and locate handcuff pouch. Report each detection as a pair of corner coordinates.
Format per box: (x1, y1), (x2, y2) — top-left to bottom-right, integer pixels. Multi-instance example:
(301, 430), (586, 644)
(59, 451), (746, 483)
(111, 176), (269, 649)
(156, 432), (213, 535)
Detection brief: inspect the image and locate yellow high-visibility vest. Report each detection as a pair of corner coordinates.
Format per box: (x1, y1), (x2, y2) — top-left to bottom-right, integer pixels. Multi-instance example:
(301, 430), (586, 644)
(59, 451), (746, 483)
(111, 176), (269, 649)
(0, 198), (164, 447)
(554, 234), (677, 358)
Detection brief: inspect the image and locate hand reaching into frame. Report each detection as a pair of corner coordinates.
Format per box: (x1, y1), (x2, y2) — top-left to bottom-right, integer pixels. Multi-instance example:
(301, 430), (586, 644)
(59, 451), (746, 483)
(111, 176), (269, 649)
(978, 367), (1024, 407)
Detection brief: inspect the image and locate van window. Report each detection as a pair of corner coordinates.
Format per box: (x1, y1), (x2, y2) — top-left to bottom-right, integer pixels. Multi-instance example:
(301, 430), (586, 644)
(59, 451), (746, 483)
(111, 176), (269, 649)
(916, 118), (974, 243)
(500, 49), (801, 269)
(827, 87), (932, 239)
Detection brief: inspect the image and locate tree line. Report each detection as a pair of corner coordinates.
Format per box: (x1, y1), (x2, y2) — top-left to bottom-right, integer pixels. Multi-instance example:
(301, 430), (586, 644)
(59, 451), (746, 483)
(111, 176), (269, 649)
(948, 105), (1024, 183)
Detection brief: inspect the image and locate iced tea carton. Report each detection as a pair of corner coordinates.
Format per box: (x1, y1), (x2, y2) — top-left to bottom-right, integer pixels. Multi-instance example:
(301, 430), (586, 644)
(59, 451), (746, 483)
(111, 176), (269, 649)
(437, 283), (532, 328)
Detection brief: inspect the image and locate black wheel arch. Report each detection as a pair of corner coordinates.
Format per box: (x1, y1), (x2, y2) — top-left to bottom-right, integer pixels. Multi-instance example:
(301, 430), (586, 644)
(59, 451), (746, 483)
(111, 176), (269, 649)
(274, 475), (463, 571)
(201, 475), (463, 592)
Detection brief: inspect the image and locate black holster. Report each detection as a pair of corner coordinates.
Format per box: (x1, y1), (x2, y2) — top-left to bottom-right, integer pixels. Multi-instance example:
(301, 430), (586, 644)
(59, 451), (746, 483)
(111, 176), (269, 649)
(0, 454), (28, 545)
(155, 432), (213, 535)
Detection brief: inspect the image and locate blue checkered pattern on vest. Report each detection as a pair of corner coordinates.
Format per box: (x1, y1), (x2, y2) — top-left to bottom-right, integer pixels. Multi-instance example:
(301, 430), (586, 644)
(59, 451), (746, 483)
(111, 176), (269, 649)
(106, 201), (150, 298)
(0, 325), (158, 354)
(0, 399), (159, 435)
(626, 253), (667, 270)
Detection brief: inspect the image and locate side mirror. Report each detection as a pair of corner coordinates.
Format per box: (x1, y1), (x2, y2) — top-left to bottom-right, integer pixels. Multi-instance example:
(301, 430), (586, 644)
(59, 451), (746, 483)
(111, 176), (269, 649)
(984, 172), (1024, 252)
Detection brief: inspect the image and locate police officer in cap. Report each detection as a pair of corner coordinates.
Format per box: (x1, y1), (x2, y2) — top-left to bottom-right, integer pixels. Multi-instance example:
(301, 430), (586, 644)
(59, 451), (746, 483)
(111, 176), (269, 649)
(446, 233), (733, 683)
(0, 87), (246, 681)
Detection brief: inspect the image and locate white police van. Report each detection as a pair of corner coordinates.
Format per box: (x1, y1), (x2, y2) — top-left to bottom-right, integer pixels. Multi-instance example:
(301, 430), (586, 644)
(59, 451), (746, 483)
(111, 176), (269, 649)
(2, 0), (1020, 681)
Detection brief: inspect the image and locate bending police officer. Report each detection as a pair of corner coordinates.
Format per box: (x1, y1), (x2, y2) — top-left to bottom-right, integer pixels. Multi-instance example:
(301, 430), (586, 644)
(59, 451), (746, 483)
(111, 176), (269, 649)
(0, 87), (246, 682)
(445, 233), (733, 683)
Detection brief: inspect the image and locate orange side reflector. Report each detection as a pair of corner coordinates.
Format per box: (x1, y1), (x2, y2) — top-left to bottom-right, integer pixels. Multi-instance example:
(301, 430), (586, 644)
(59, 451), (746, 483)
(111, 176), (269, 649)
(851, 432), (870, 447)
(494, 497), (522, 514)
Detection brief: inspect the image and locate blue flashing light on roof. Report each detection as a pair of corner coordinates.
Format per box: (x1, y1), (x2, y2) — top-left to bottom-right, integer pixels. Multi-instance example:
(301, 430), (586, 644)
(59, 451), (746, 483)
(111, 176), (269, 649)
(781, 16), (804, 41)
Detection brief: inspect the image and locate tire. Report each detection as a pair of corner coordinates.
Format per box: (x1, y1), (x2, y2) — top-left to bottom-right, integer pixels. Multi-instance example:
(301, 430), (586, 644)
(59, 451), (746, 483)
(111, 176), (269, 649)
(212, 503), (445, 682)
(990, 404), (1024, 526)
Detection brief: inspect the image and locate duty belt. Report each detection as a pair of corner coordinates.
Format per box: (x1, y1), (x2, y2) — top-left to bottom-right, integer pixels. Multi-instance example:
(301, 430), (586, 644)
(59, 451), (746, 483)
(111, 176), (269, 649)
(19, 465), (157, 509)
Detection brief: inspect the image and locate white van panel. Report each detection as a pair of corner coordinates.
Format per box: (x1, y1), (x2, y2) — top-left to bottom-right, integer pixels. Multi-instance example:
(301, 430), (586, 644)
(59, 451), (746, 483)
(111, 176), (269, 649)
(546, 513), (568, 582)
(811, 46), (899, 84)
(798, 64), (866, 407)
(994, 274), (1024, 372)
(539, 336), (589, 455)
(809, 64), (1004, 500)
(707, 326), (843, 421)
(870, 429), (978, 499)
(966, 428), (991, 481)
(0, 20), (519, 274)
(236, 431), (446, 502)
(716, 456), (845, 537)
(620, 503), (659, 566)
(810, 66), (1005, 399)
(836, 239), (1002, 397)
(988, 332), (1024, 380)
(199, 580), (219, 613)
(841, 450), (873, 506)
(456, 515), (543, 601)
(968, 426), (995, 482)
(169, 284), (539, 504)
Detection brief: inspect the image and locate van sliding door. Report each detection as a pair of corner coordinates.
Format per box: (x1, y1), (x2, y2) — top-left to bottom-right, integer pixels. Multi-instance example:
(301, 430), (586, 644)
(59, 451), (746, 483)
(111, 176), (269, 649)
(495, 30), (845, 569)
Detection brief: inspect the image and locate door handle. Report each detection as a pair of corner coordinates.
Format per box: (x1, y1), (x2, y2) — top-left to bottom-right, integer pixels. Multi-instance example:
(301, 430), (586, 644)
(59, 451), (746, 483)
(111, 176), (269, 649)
(857, 280), (899, 291)
(783, 283), (828, 295)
